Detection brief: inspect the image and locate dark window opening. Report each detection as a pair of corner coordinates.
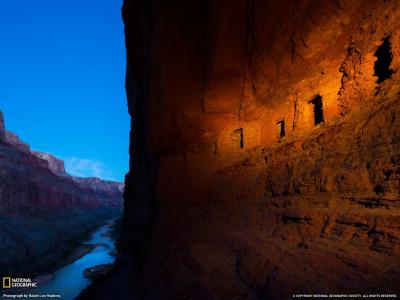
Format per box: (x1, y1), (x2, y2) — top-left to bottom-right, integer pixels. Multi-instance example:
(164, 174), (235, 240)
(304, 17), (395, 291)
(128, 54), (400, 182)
(234, 128), (244, 148)
(277, 119), (285, 138)
(374, 36), (393, 83)
(309, 95), (324, 125)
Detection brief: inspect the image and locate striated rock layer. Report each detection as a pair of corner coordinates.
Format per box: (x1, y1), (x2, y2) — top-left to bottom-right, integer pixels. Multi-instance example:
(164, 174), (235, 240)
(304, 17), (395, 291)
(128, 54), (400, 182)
(0, 111), (124, 277)
(32, 151), (68, 177)
(82, 0), (400, 299)
(0, 112), (124, 214)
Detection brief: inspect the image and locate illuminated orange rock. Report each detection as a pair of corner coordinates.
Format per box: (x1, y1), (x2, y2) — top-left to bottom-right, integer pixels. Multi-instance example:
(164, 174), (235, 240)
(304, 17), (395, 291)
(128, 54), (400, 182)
(80, 0), (400, 299)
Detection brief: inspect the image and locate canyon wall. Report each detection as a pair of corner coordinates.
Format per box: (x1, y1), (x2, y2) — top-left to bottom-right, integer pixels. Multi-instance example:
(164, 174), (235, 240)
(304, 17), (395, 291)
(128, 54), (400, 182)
(0, 111), (124, 214)
(0, 111), (124, 276)
(32, 151), (68, 177)
(0, 111), (5, 137)
(82, 0), (400, 299)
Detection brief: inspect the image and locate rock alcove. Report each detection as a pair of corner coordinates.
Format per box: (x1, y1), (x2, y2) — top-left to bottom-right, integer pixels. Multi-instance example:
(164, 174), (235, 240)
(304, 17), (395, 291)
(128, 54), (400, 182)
(79, 0), (400, 299)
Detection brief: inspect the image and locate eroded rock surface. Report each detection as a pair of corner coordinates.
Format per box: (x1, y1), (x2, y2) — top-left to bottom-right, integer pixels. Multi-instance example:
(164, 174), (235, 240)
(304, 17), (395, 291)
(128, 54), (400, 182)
(0, 111), (124, 276)
(32, 151), (68, 177)
(81, 0), (400, 299)
(0, 111), (124, 213)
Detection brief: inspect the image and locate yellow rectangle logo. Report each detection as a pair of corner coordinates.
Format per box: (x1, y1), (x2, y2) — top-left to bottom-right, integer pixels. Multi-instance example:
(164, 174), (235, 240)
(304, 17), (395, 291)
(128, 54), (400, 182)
(3, 277), (11, 288)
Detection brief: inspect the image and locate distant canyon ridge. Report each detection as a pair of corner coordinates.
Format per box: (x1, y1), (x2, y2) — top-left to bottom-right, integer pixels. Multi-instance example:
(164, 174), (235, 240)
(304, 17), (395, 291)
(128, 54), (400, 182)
(0, 110), (124, 214)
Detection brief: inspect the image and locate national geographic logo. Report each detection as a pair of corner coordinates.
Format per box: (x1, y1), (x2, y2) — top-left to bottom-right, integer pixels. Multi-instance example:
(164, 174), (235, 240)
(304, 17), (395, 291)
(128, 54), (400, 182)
(2, 277), (37, 289)
(2, 277), (10, 289)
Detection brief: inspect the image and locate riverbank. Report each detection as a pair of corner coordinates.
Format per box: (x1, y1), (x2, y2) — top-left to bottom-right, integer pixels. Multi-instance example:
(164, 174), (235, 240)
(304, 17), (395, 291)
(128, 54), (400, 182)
(0, 208), (121, 277)
(30, 219), (118, 300)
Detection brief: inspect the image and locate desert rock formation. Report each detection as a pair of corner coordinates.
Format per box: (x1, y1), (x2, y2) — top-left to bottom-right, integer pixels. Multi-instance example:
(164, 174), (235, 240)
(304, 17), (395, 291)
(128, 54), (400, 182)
(0, 111), (124, 214)
(81, 0), (400, 299)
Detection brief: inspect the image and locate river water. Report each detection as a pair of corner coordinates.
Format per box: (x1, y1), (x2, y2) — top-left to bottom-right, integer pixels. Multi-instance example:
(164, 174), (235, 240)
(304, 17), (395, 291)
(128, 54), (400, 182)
(19, 219), (117, 300)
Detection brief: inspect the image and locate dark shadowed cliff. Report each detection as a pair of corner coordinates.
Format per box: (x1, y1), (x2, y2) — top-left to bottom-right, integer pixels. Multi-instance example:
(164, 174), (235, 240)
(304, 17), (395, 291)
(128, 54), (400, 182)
(80, 0), (400, 299)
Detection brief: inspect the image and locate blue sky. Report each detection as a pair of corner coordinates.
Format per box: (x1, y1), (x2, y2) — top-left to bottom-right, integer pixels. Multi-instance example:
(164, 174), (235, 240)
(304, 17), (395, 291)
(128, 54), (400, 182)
(0, 0), (129, 182)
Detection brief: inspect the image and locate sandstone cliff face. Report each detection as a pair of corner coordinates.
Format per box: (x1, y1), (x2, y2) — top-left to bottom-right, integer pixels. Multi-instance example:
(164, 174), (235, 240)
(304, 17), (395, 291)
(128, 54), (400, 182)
(0, 111), (30, 152)
(83, 0), (400, 299)
(0, 111), (4, 137)
(73, 176), (125, 193)
(72, 177), (125, 208)
(0, 112), (124, 277)
(32, 151), (68, 177)
(0, 112), (124, 214)
(4, 128), (30, 153)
